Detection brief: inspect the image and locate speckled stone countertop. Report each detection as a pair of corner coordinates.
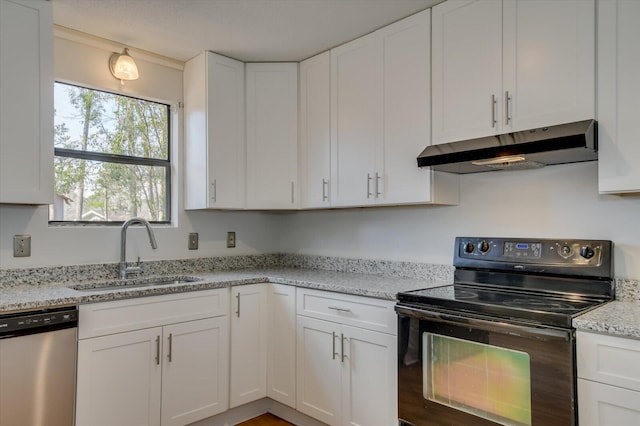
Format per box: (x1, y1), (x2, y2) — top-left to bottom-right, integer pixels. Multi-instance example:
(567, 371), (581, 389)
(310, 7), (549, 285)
(574, 301), (640, 340)
(0, 268), (449, 314)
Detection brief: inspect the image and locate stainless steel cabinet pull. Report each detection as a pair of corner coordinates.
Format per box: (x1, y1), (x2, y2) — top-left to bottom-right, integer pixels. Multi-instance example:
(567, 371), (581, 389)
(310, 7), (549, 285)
(332, 331), (337, 360)
(155, 336), (160, 365)
(505, 91), (511, 125)
(375, 172), (382, 198)
(491, 94), (497, 128)
(211, 180), (216, 202)
(291, 181), (295, 204)
(328, 306), (352, 313)
(367, 174), (373, 198)
(236, 293), (240, 317)
(322, 179), (329, 202)
(167, 333), (173, 362)
(341, 333), (346, 363)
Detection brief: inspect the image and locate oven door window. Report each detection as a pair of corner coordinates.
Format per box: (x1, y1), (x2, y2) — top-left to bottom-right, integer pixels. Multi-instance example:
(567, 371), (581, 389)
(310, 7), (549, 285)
(424, 333), (532, 426)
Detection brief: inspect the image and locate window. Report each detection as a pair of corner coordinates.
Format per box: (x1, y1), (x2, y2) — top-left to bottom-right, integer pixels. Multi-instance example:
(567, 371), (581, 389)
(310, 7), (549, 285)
(51, 82), (171, 223)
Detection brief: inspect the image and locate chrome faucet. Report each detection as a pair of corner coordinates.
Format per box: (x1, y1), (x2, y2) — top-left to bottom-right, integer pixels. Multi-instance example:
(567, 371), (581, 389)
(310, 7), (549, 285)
(120, 217), (158, 280)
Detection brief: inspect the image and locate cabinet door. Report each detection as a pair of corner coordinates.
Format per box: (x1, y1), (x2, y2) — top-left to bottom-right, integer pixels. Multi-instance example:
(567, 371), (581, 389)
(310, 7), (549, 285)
(267, 283), (297, 408)
(76, 327), (162, 426)
(376, 9), (432, 205)
(432, 0), (503, 145)
(502, 0), (595, 132)
(296, 316), (342, 426)
(330, 33), (382, 207)
(161, 317), (230, 426)
(300, 52), (331, 208)
(0, 0), (53, 204)
(341, 325), (397, 426)
(578, 379), (640, 426)
(184, 52), (245, 209)
(246, 63), (299, 209)
(597, 0), (640, 193)
(230, 284), (268, 408)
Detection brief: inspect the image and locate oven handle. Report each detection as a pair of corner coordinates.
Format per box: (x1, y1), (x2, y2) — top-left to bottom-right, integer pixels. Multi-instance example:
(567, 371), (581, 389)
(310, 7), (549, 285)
(395, 305), (573, 342)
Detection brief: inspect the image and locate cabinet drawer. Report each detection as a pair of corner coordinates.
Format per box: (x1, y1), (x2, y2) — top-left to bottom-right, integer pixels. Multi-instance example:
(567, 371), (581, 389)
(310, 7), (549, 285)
(296, 288), (396, 335)
(577, 331), (640, 391)
(578, 379), (640, 426)
(79, 288), (229, 339)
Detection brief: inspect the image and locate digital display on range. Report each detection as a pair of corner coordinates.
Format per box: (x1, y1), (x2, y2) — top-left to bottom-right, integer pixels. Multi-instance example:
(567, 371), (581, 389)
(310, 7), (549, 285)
(504, 242), (541, 258)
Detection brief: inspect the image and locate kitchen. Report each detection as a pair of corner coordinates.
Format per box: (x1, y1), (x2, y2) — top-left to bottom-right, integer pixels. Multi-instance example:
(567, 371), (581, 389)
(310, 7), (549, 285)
(1, 0), (639, 425)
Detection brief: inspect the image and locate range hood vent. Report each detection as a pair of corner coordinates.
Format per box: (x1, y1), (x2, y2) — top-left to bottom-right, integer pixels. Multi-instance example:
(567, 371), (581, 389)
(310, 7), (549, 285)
(417, 120), (597, 174)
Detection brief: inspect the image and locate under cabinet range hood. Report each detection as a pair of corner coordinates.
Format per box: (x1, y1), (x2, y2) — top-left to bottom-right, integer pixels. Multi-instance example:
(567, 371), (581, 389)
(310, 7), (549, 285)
(417, 120), (597, 174)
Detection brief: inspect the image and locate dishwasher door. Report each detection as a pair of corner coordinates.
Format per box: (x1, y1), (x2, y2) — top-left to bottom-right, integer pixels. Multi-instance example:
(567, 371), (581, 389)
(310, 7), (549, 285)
(0, 327), (77, 426)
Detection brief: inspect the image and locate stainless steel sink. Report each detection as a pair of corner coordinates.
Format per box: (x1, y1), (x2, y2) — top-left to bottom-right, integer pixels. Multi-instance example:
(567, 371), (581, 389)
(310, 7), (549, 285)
(71, 275), (203, 292)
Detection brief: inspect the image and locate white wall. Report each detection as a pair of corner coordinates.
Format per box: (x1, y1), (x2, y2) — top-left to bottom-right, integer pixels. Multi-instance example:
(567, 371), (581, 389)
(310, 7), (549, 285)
(0, 30), (281, 268)
(277, 162), (640, 279)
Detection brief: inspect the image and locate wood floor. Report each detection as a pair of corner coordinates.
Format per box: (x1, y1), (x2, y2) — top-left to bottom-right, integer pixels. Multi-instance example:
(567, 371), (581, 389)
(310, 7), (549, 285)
(236, 413), (295, 426)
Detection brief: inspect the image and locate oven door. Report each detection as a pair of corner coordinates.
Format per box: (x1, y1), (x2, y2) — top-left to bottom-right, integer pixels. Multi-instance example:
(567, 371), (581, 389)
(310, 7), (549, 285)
(396, 305), (576, 426)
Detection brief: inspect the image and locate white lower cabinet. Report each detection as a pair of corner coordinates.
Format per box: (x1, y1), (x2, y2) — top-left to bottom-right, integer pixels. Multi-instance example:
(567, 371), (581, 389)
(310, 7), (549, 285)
(75, 290), (230, 426)
(296, 289), (397, 426)
(229, 283), (268, 408)
(577, 331), (640, 425)
(267, 283), (297, 408)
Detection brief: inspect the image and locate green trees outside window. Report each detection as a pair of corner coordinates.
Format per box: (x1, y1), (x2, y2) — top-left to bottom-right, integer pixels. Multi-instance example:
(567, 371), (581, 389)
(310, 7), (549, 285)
(51, 82), (170, 223)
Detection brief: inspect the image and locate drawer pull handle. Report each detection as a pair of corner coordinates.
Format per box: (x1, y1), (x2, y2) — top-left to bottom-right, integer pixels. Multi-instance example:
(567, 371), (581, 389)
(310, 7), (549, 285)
(328, 306), (352, 313)
(155, 336), (160, 365)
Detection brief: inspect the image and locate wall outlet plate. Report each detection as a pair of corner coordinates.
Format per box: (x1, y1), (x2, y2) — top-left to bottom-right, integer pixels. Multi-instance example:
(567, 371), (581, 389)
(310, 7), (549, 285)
(227, 231), (236, 248)
(13, 235), (31, 257)
(188, 232), (198, 250)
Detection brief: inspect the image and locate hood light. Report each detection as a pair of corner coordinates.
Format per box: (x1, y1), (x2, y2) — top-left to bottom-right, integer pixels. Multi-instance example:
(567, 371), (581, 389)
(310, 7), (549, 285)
(471, 155), (526, 166)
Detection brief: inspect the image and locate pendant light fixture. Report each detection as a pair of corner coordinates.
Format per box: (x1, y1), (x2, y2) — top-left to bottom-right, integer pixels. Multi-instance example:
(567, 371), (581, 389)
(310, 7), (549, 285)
(109, 48), (139, 84)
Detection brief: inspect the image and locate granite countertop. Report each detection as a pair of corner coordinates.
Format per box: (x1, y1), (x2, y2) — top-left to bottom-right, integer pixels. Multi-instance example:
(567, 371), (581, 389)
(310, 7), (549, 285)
(573, 301), (640, 340)
(0, 268), (449, 314)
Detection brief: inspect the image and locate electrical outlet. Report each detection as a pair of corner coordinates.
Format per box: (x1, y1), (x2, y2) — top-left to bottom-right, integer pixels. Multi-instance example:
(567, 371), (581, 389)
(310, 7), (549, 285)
(227, 232), (236, 248)
(13, 235), (31, 257)
(188, 233), (198, 250)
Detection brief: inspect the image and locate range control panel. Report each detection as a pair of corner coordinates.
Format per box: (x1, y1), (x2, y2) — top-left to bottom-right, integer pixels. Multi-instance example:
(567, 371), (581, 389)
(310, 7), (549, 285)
(454, 237), (613, 278)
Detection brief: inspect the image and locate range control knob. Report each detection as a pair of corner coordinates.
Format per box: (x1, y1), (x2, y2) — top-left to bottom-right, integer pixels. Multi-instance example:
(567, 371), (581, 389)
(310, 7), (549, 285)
(560, 245), (572, 256)
(464, 242), (475, 254)
(580, 245), (595, 259)
(478, 241), (490, 253)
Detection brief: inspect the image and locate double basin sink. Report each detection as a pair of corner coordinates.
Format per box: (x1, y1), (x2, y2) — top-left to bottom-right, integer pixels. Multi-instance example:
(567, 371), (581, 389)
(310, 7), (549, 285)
(71, 275), (203, 292)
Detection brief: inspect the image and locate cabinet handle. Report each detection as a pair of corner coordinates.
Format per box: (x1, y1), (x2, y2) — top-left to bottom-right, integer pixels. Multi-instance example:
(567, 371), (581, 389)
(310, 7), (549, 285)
(168, 333), (173, 363)
(367, 174), (373, 198)
(155, 336), (160, 365)
(236, 293), (240, 318)
(211, 180), (216, 203)
(332, 331), (338, 360)
(505, 91), (511, 125)
(328, 306), (352, 313)
(375, 172), (382, 198)
(322, 179), (329, 202)
(491, 94), (497, 128)
(341, 333), (346, 363)
(291, 181), (295, 204)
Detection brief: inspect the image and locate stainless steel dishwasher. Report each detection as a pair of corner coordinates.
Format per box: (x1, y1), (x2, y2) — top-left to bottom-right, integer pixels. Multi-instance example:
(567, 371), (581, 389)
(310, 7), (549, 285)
(0, 306), (78, 426)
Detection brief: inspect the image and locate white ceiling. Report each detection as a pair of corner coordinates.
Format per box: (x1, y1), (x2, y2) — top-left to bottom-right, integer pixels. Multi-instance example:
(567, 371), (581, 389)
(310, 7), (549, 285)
(52, 0), (442, 63)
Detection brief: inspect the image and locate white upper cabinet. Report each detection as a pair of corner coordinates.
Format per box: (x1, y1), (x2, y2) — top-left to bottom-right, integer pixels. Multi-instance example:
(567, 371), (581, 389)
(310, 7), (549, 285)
(377, 9), (458, 206)
(331, 9), (458, 207)
(0, 0), (53, 204)
(184, 52), (245, 209)
(597, 0), (640, 194)
(330, 33), (382, 208)
(299, 52), (331, 208)
(432, 0), (503, 145)
(246, 63), (299, 209)
(432, 0), (595, 145)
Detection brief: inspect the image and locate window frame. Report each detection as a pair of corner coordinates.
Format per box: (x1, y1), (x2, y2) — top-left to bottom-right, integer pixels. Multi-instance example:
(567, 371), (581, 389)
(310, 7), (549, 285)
(50, 81), (172, 225)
